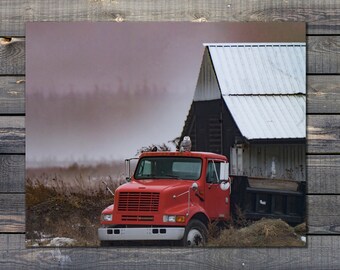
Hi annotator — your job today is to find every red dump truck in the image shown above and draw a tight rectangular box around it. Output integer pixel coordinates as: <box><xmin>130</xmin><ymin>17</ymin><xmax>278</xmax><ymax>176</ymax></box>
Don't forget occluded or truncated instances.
<box><xmin>98</xmin><ymin>141</ymin><xmax>305</xmax><ymax>247</ymax></box>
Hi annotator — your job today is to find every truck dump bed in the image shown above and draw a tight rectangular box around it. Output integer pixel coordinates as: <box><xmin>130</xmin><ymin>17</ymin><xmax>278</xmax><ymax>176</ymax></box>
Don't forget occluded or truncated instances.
<box><xmin>231</xmin><ymin>176</ymin><xmax>306</xmax><ymax>224</ymax></box>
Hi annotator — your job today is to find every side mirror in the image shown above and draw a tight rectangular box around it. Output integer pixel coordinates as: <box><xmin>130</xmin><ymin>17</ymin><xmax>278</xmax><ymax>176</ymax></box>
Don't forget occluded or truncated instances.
<box><xmin>220</xmin><ymin>162</ymin><xmax>229</xmax><ymax>181</ymax></box>
<box><xmin>220</xmin><ymin>181</ymin><xmax>230</xmax><ymax>191</ymax></box>
<box><xmin>125</xmin><ymin>157</ymin><xmax>138</xmax><ymax>182</ymax></box>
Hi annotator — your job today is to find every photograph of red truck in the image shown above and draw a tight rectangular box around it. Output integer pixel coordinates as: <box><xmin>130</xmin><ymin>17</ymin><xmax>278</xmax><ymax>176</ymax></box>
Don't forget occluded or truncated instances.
<box><xmin>26</xmin><ymin>22</ymin><xmax>306</xmax><ymax>247</ymax></box>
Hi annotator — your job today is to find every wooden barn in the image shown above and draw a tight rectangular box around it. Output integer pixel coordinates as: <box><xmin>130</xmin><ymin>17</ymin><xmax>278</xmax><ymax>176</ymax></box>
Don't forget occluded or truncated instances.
<box><xmin>181</xmin><ymin>43</ymin><xmax>306</xmax><ymax>183</ymax></box>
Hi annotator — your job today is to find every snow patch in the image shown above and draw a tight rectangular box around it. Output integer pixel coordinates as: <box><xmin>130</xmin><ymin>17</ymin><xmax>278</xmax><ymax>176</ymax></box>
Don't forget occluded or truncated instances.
<box><xmin>48</xmin><ymin>237</ymin><xmax>76</xmax><ymax>247</ymax></box>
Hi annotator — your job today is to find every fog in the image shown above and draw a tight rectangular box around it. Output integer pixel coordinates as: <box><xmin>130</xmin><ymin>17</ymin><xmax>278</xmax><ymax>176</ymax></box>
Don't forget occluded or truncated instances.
<box><xmin>26</xmin><ymin>22</ymin><xmax>304</xmax><ymax>167</ymax></box>
<box><xmin>26</xmin><ymin>84</ymin><xmax>189</xmax><ymax>166</ymax></box>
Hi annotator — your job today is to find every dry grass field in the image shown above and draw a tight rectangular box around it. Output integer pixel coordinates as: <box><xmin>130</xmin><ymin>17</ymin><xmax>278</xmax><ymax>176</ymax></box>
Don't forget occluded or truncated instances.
<box><xmin>207</xmin><ymin>219</ymin><xmax>306</xmax><ymax>247</ymax></box>
<box><xmin>26</xmin><ymin>162</ymin><xmax>124</xmax><ymax>246</ymax></box>
<box><xmin>26</xmin><ymin>162</ymin><xmax>306</xmax><ymax>247</ymax></box>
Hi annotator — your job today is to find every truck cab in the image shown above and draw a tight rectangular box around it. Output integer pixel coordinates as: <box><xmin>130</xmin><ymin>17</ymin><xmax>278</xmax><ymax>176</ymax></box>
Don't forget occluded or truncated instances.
<box><xmin>98</xmin><ymin>151</ymin><xmax>231</xmax><ymax>247</ymax></box>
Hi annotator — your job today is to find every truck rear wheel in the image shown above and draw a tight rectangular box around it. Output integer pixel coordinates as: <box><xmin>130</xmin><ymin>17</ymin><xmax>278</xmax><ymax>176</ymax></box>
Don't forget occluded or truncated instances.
<box><xmin>182</xmin><ymin>219</ymin><xmax>207</xmax><ymax>247</ymax></box>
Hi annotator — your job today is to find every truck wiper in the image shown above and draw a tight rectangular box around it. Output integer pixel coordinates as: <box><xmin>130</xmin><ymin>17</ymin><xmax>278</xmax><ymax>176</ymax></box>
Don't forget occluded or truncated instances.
<box><xmin>137</xmin><ymin>174</ymin><xmax>183</xmax><ymax>180</ymax></box>
<box><xmin>163</xmin><ymin>174</ymin><xmax>183</xmax><ymax>180</ymax></box>
<box><xmin>137</xmin><ymin>174</ymin><xmax>157</xmax><ymax>179</ymax></box>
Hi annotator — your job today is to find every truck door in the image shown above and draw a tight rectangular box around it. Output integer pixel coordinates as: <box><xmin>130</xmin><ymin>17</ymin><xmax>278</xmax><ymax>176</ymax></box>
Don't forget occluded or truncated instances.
<box><xmin>204</xmin><ymin>160</ymin><xmax>231</xmax><ymax>221</ymax></box>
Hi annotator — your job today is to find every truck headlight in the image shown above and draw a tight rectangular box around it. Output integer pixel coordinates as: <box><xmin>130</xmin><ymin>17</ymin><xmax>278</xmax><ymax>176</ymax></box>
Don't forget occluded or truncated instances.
<box><xmin>163</xmin><ymin>215</ymin><xmax>185</xmax><ymax>223</ymax></box>
<box><xmin>102</xmin><ymin>214</ymin><xmax>113</xmax><ymax>221</ymax></box>
<box><xmin>163</xmin><ymin>215</ymin><xmax>176</xmax><ymax>222</ymax></box>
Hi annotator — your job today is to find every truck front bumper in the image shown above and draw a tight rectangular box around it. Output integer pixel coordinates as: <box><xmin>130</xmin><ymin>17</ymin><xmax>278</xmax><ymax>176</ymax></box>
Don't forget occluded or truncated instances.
<box><xmin>98</xmin><ymin>227</ymin><xmax>185</xmax><ymax>241</ymax></box>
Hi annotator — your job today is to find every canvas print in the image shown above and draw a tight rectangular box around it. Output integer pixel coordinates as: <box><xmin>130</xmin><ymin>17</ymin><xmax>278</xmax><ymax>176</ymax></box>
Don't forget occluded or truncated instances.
<box><xmin>26</xmin><ymin>22</ymin><xmax>307</xmax><ymax>247</ymax></box>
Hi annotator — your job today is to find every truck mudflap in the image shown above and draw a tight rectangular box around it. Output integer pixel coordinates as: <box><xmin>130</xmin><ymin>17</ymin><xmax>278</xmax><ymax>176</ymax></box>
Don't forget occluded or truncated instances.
<box><xmin>98</xmin><ymin>227</ymin><xmax>185</xmax><ymax>241</ymax></box>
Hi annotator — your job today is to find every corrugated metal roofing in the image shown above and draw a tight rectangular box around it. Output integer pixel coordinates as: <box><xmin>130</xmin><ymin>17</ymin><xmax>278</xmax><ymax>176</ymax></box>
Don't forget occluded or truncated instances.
<box><xmin>222</xmin><ymin>95</ymin><xmax>306</xmax><ymax>139</ymax></box>
<box><xmin>206</xmin><ymin>43</ymin><xmax>306</xmax><ymax>95</ymax></box>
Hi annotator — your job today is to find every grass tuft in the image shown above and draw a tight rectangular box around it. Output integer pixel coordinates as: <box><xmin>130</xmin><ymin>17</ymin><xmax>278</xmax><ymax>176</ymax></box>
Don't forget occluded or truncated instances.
<box><xmin>207</xmin><ymin>218</ymin><xmax>305</xmax><ymax>247</ymax></box>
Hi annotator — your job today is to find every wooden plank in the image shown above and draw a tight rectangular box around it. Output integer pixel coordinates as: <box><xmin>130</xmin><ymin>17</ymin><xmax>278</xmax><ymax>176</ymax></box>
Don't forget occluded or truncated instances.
<box><xmin>0</xmin><ymin>115</ymin><xmax>337</xmax><ymax>154</ymax></box>
<box><xmin>0</xmin><ymin>75</ymin><xmax>338</xmax><ymax>115</ymax></box>
<box><xmin>308</xmin><ymin>155</ymin><xmax>340</xmax><ymax>194</ymax></box>
<box><xmin>0</xmin><ymin>0</ymin><xmax>339</xmax><ymax>36</ymax></box>
<box><xmin>0</xmin><ymin>155</ymin><xmax>24</xmax><ymax>193</ymax></box>
<box><xmin>0</xmin><ymin>1</ymin><xmax>339</xmax><ymax>268</ymax></box>
<box><xmin>0</xmin><ymin>38</ymin><xmax>25</xmax><ymax>75</ymax></box>
<box><xmin>0</xmin><ymin>194</ymin><xmax>25</xmax><ymax>233</ymax></box>
<box><xmin>307</xmin><ymin>115</ymin><xmax>340</xmax><ymax>154</ymax></box>
<box><xmin>308</xmin><ymin>196</ymin><xmax>340</xmax><ymax>235</ymax></box>
<box><xmin>308</xmin><ymin>36</ymin><xmax>340</xmax><ymax>74</ymax></box>
<box><xmin>0</xmin><ymin>74</ymin><xmax>331</xmax><ymax>115</ymax></box>
<box><xmin>308</xmin><ymin>76</ymin><xmax>340</xmax><ymax>114</ymax></box>
<box><xmin>1</xmin><ymin>36</ymin><xmax>338</xmax><ymax>76</ymax></box>
<box><xmin>4</xmin><ymin>154</ymin><xmax>340</xmax><ymax>195</ymax></box>
<box><xmin>0</xmin><ymin>77</ymin><xmax>25</xmax><ymax>114</ymax></box>
<box><xmin>2</xmin><ymin>193</ymin><xmax>339</xmax><ymax>234</ymax></box>
<box><xmin>0</xmin><ymin>234</ymin><xmax>339</xmax><ymax>269</ymax></box>
<box><xmin>0</xmin><ymin>116</ymin><xmax>24</xmax><ymax>153</ymax></box>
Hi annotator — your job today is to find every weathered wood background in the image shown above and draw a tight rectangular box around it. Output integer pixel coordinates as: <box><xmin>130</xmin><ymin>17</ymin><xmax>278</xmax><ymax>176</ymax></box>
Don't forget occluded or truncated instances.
<box><xmin>1</xmin><ymin>0</ymin><xmax>340</xmax><ymax>269</ymax></box>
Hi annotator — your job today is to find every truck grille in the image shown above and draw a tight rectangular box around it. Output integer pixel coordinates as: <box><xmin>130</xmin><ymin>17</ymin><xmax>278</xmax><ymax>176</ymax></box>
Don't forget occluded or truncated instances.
<box><xmin>118</xmin><ymin>192</ymin><xmax>160</xmax><ymax>212</ymax></box>
<box><xmin>121</xmin><ymin>215</ymin><xmax>154</xmax><ymax>221</ymax></box>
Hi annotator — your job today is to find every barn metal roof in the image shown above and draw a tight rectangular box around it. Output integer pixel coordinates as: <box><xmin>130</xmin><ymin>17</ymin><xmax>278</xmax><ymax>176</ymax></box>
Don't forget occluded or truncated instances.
<box><xmin>206</xmin><ymin>43</ymin><xmax>306</xmax><ymax>95</ymax></box>
<box><xmin>222</xmin><ymin>95</ymin><xmax>306</xmax><ymax>139</ymax></box>
<box><xmin>200</xmin><ymin>42</ymin><xmax>306</xmax><ymax>140</ymax></box>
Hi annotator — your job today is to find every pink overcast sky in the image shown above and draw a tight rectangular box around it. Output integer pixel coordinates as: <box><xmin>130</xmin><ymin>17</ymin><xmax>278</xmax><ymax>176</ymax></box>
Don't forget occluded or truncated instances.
<box><xmin>26</xmin><ymin>22</ymin><xmax>305</xmax><ymax>166</ymax></box>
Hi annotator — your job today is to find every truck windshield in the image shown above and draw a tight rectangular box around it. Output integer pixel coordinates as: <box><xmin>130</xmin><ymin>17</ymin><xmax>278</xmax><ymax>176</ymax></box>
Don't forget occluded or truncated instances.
<box><xmin>134</xmin><ymin>157</ymin><xmax>202</xmax><ymax>180</ymax></box>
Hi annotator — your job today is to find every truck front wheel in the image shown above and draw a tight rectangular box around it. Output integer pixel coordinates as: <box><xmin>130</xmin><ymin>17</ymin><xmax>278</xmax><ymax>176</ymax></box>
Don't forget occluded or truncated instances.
<box><xmin>182</xmin><ymin>219</ymin><xmax>208</xmax><ymax>247</ymax></box>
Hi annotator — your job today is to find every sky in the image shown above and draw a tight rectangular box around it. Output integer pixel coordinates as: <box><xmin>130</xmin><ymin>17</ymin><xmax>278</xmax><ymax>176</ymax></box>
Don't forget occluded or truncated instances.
<box><xmin>26</xmin><ymin>22</ymin><xmax>305</xmax><ymax>167</ymax></box>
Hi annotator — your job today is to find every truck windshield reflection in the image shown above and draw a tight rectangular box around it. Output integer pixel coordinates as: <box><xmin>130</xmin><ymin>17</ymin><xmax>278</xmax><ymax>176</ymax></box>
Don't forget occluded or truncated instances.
<box><xmin>134</xmin><ymin>157</ymin><xmax>202</xmax><ymax>180</ymax></box>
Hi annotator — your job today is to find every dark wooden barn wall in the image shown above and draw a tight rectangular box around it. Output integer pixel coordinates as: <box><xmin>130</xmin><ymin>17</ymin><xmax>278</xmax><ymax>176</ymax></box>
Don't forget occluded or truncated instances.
<box><xmin>182</xmin><ymin>99</ymin><xmax>243</xmax><ymax>156</ymax></box>
<box><xmin>0</xmin><ymin>1</ymin><xmax>340</xmax><ymax>269</ymax></box>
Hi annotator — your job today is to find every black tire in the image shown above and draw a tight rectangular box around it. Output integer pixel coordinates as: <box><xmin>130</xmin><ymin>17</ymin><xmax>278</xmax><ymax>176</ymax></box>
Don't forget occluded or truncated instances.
<box><xmin>182</xmin><ymin>219</ymin><xmax>208</xmax><ymax>247</ymax></box>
